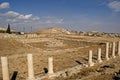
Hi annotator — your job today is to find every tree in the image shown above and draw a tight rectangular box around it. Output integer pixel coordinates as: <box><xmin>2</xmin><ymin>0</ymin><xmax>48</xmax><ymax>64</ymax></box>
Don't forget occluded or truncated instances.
<box><xmin>6</xmin><ymin>23</ymin><xmax>11</xmax><ymax>34</ymax></box>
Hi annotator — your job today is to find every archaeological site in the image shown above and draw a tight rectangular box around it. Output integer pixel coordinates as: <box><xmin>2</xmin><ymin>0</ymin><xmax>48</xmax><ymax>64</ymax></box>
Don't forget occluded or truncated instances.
<box><xmin>0</xmin><ymin>27</ymin><xmax>120</xmax><ymax>80</ymax></box>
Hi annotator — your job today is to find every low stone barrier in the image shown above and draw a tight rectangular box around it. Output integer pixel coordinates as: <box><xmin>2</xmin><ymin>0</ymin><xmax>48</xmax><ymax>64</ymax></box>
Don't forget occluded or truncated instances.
<box><xmin>0</xmin><ymin>41</ymin><xmax>120</xmax><ymax>80</ymax></box>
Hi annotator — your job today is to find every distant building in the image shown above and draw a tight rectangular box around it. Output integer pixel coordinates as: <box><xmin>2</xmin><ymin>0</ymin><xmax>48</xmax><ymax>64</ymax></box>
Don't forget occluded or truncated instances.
<box><xmin>18</xmin><ymin>32</ymin><xmax>24</xmax><ymax>35</ymax></box>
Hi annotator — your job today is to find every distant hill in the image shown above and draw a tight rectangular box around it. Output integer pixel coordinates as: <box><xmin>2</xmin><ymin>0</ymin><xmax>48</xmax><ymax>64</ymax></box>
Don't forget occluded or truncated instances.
<box><xmin>79</xmin><ymin>31</ymin><xmax>120</xmax><ymax>37</ymax></box>
<box><xmin>0</xmin><ymin>26</ymin><xmax>16</xmax><ymax>33</ymax></box>
<box><xmin>34</xmin><ymin>27</ymin><xmax>71</xmax><ymax>34</ymax></box>
<box><xmin>0</xmin><ymin>27</ymin><xmax>6</xmax><ymax>32</ymax></box>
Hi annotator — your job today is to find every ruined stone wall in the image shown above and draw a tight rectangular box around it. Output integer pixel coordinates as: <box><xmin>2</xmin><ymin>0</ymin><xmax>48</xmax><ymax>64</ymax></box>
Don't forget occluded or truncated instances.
<box><xmin>0</xmin><ymin>41</ymin><xmax>120</xmax><ymax>80</ymax></box>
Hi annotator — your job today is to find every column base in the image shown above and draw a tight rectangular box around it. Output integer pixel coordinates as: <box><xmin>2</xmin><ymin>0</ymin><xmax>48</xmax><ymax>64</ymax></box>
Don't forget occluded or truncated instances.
<box><xmin>27</xmin><ymin>77</ymin><xmax>35</xmax><ymax>80</ymax></box>
<box><xmin>105</xmin><ymin>58</ymin><xmax>109</xmax><ymax>61</ymax></box>
<box><xmin>48</xmin><ymin>73</ymin><xmax>56</xmax><ymax>78</ymax></box>
<box><xmin>118</xmin><ymin>54</ymin><xmax>120</xmax><ymax>56</ymax></box>
<box><xmin>112</xmin><ymin>56</ymin><xmax>116</xmax><ymax>58</ymax></box>
<box><xmin>98</xmin><ymin>60</ymin><xmax>102</xmax><ymax>63</ymax></box>
<box><xmin>88</xmin><ymin>62</ymin><xmax>94</xmax><ymax>67</ymax></box>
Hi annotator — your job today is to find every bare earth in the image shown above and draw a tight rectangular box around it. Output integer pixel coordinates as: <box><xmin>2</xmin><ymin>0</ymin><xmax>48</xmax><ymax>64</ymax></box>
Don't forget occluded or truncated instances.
<box><xmin>0</xmin><ymin>28</ymin><xmax>120</xmax><ymax>80</ymax></box>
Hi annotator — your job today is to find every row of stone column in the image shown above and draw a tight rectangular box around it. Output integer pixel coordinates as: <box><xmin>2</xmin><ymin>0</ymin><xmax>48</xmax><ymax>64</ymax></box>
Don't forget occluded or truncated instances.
<box><xmin>1</xmin><ymin>41</ymin><xmax>120</xmax><ymax>79</ymax></box>
<box><xmin>88</xmin><ymin>48</ymin><xmax>103</xmax><ymax>66</ymax></box>
<box><xmin>88</xmin><ymin>41</ymin><xmax>120</xmax><ymax>66</ymax></box>
<box><xmin>0</xmin><ymin>54</ymin><xmax>54</xmax><ymax>80</ymax></box>
<box><xmin>105</xmin><ymin>41</ymin><xmax>120</xmax><ymax>60</ymax></box>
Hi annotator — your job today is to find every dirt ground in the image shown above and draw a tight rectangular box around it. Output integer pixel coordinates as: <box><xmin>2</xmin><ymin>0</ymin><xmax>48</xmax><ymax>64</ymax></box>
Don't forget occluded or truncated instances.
<box><xmin>54</xmin><ymin>56</ymin><xmax>120</xmax><ymax>80</ymax></box>
<box><xmin>0</xmin><ymin>33</ymin><xmax>120</xmax><ymax>80</ymax></box>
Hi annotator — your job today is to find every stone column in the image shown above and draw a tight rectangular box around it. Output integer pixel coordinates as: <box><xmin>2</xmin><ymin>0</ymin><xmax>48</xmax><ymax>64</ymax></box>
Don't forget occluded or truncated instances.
<box><xmin>48</xmin><ymin>57</ymin><xmax>54</xmax><ymax>75</ymax></box>
<box><xmin>88</xmin><ymin>50</ymin><xmax>94</xmax><ymax>66</ymax></box>
<box><xmin>1</xmin><ymin>57</ymin><xmax>10</xmax><ymax>80</ymax></box>
<box><xmin>97</xmin><ymin>48</ymin><xmax>102</xmax><ymax>63</ymax></box>
<box><xmin>27</xmin><ymin>54</ymin><xmax>34</xmax><ymax>80</ymax></box>
<box><xmin>105</xmin><ymin>42</ymin><xmax>109</xmax><ymax>60</ymax></box>
<box><xmin>118</xmin><ymin>41</ymin><xmax>120</xmax><ymax>56</ymax></box>
<box><xmin>112</xmin><ymin>42</ymin><xmax>116</xmax><ymax>58</ymax></box>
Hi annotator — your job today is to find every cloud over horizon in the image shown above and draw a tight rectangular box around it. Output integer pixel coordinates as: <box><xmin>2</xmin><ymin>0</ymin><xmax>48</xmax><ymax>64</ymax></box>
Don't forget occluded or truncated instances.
<box><xmin>108</xmin><ymin>1</ymin><xmax>120</xmax><ymax>12</ymax></box>
<box><xmin>0</xmin><ymin>2</ymin><xmax>9</xmax><ymax>9</ymax></box>
<box><xmin>0</xmin><ymin>11</ymin><xmax>64</xmax><ymax>31</ymax></box>
<box><xmin>0</xmin><ymin>1</ymin><xmax>120</xmax><ymax>33</ymax></box>
<box><xmin>0</xmin><ymin>11</ymin><xmax>40</xmax><ymax>24</ymax></box>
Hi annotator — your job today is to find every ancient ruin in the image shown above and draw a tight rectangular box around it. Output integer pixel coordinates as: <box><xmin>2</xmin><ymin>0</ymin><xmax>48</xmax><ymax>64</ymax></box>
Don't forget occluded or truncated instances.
<box><xmin>0</xmin><ymin>27</ymin><xmax>120</xmax><ymax>80</ymax></box>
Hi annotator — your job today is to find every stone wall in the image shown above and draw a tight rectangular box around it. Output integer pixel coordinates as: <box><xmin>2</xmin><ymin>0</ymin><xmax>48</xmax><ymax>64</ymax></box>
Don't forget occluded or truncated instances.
<box><xmin>0</xmin><ymin>41</ymin><xmax>120</xmax><ymax>80</ymax></box>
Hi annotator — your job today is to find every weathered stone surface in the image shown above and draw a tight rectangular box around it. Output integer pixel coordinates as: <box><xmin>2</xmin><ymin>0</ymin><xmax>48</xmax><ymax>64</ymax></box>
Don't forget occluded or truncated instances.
<box><xmin>112</xmin><ymin>42</ymin><xmax>116</xmax><ymax>58</ymax></box>
<box><xmin>105</xmin><ymin>42</ymin><xmax>109</xmax><ymax>60</ymax></box>
<box><xmin>118</xmin><ymin>41</ymin><xmax>120</xmax><ymax>56</ymax></box>
<box><xmin>88</xmin><ymin>50</ymin><xmax>94</xmax><ymax>66</ymax></box>
<box><xmin>27</xmin><ymin>54</ymin><xmax>35</xmax><ymax>80</ymax></box>
<box><xmin>48</xmin><ymin>57</ymin><xmax>54</xmax><ymax>76</ymax></box>
<box><xmin>97</xmin><ymin>48</ymin><xmax>102</xmax><ymax>63</ymax></box>
<box><xmin>1</xmin><ymin>57</ymin><xmax>10</xmax><ymax>80</ymax></box>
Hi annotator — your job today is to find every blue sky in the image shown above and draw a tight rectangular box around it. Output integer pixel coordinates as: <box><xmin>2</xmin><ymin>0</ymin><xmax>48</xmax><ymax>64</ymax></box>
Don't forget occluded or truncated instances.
<box><xmin>0</xmin><ymin>0</ymin><xmax>120</xmax><ymax>33</ymax></box>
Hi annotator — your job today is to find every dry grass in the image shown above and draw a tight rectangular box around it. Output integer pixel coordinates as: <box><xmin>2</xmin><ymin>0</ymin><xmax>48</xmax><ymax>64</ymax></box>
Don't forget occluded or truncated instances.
<box><xmin>54</xmin><ymin>57</ymin><xmax>120</xmax><ymax>80</ymax></box>
<box><xmin>0</xmin><ymin>33</ymin><xmax>119</xmax><ymax>80</ymax></box>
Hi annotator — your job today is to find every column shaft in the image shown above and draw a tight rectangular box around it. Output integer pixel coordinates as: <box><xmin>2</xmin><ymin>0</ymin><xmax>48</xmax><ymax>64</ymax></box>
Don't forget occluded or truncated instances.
<box><xmin>27</xmin><ymin>54</ymin><xmax>34</xmax><ymax>79</ymax></box>
<box><xmin>88</xmin><ymin>50</ymin><xmax>94</xmax><ymax>66</ymax></box>
<box><xmin>112</xmin><ymin>42</ymin><xmax>116</xmax><ymax>58</ymax></box>
<box><xmin>105</xmin><ymin>42</ymin><xmax>109</xmax><ymax>60</ymax></box>
<box><xmin>97</xmin><ymin>48</ymin><xmax>102</xmax><ymax>63</ymax></box>
<box><xmin>48</xmin><ymin>57</ymin><xmax>54</xmax><ymax>74</ymax></box>
<box><xmin>118</xmin><ymin>41</ymin><xmax>120</xmax><ymax>56</ymax></box>
<box><xmin>1</xmin><ymin>57</ymin><xmax>10</xmax><ymax>80</ymax></box>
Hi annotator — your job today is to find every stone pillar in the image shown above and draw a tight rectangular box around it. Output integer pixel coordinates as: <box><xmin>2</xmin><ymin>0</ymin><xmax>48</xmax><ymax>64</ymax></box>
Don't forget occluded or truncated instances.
<box><xmin>112</xmin><ymin>42</ymin><xmax>116</xmax><ymax>58</ymax></box>
<box><xmin>48</xmin><ymin>57</ymin><xmax>54</xmax><ymax>74</ymax></box>
<box><xmin>27</xmin><ymin>54</ymin><xmax>34</xmax><ymax>80</ymax></box>
<box><xmin>118</xmin><ymin>41</ymin><xmax>120</xmax><ymax>56</ymax></box>
<box><xmin>97</xmin><ymin>48</ymin><xmax>102</xmax><ymax>63</ymax></box>
<box><xmin>88</xmin><ymin>50</ymin><xmax>94</xmax><ymax>66</ymax></box>
<box><xmin>1</xmin><ymin>57</ymin><xmax>10</xmax><ymax>80</ymax></box>
<box><xmin>105</xmin><ymin>42</ymin><xmax>109</xmax><ymax>60</ymax></box>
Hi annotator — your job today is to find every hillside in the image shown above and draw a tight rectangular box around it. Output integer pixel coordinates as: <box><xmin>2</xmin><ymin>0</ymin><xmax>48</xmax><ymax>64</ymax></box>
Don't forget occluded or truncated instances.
<box><xmin>0</xmin><ymin>26</ymin><xmax>16</xmax><ymax>33</ymax></box>
<box><xmin>0</xmin><ymin>27</ymin><xmax>119</xmax><ymax>80</ymax></box>
<box><xmin>34</xmin><ymin>27</ymin><xmax>71</xmax><ymax>34</ymax></box>
<box><xmin>0</xmin><ymin>27</ymin><xmax>6</xmax><ymax>32</ymax></box>
<box><xmin>0</xmin><ymin>27</ymin><xmax>6</xmax><ymax>31</ymax></box>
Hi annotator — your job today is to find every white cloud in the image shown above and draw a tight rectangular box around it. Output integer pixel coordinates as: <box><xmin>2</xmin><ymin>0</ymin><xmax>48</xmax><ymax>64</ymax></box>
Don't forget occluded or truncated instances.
<box><xmin>3</xmin><ymin>11</ymin><xmax>34</xmax><ymax>20</ymax></box>
<box><xmin>0</xmin><ymin>2</ymin><xmax>9</xmax><ymax>9</ymax></box>
<box><xmin>18</xmin><ymin>14</ymin><xmax>32</xmax><ymax>19</ymax></box>
<box><xmin>108</xmin><ymin>1</ymin><xmax>120</xmax><ymax>12</ymax></box>
<box><xmin>44</xmin><ymin>17</ymin><xmax>64</xmax><ymax>24</ymax></box>
<box><xmin>0</xmin><ymin>11</ymin><xmax>64</xmax><ymax>24</ymax></box>
<box><xmin>0</xmin><ymin>11</ymin><xmax>40</xmax><ymax>23</ymax></box>
<box><xmin>57</xmin><ymin>19</ymin><xmax>64</xmax><ymax>23</ymax></box>
<box><xmin>32</xmin><ymin>16</ymin><xmax>40</xmax><ymax>20</ymax></box>
<box><xmin>4</xmin><ymin>11</ymin><xmax>19</xmax><ymax>17</ymax></box>
<box><xmin>45</xmin><ymin>20</ymin><xmax>52</xmax><ymax>24</ymax></box>
<box><xmin>0</xmin><ymin>10</ymin><xmax>64</xmax><ymax>31</ymax></box>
